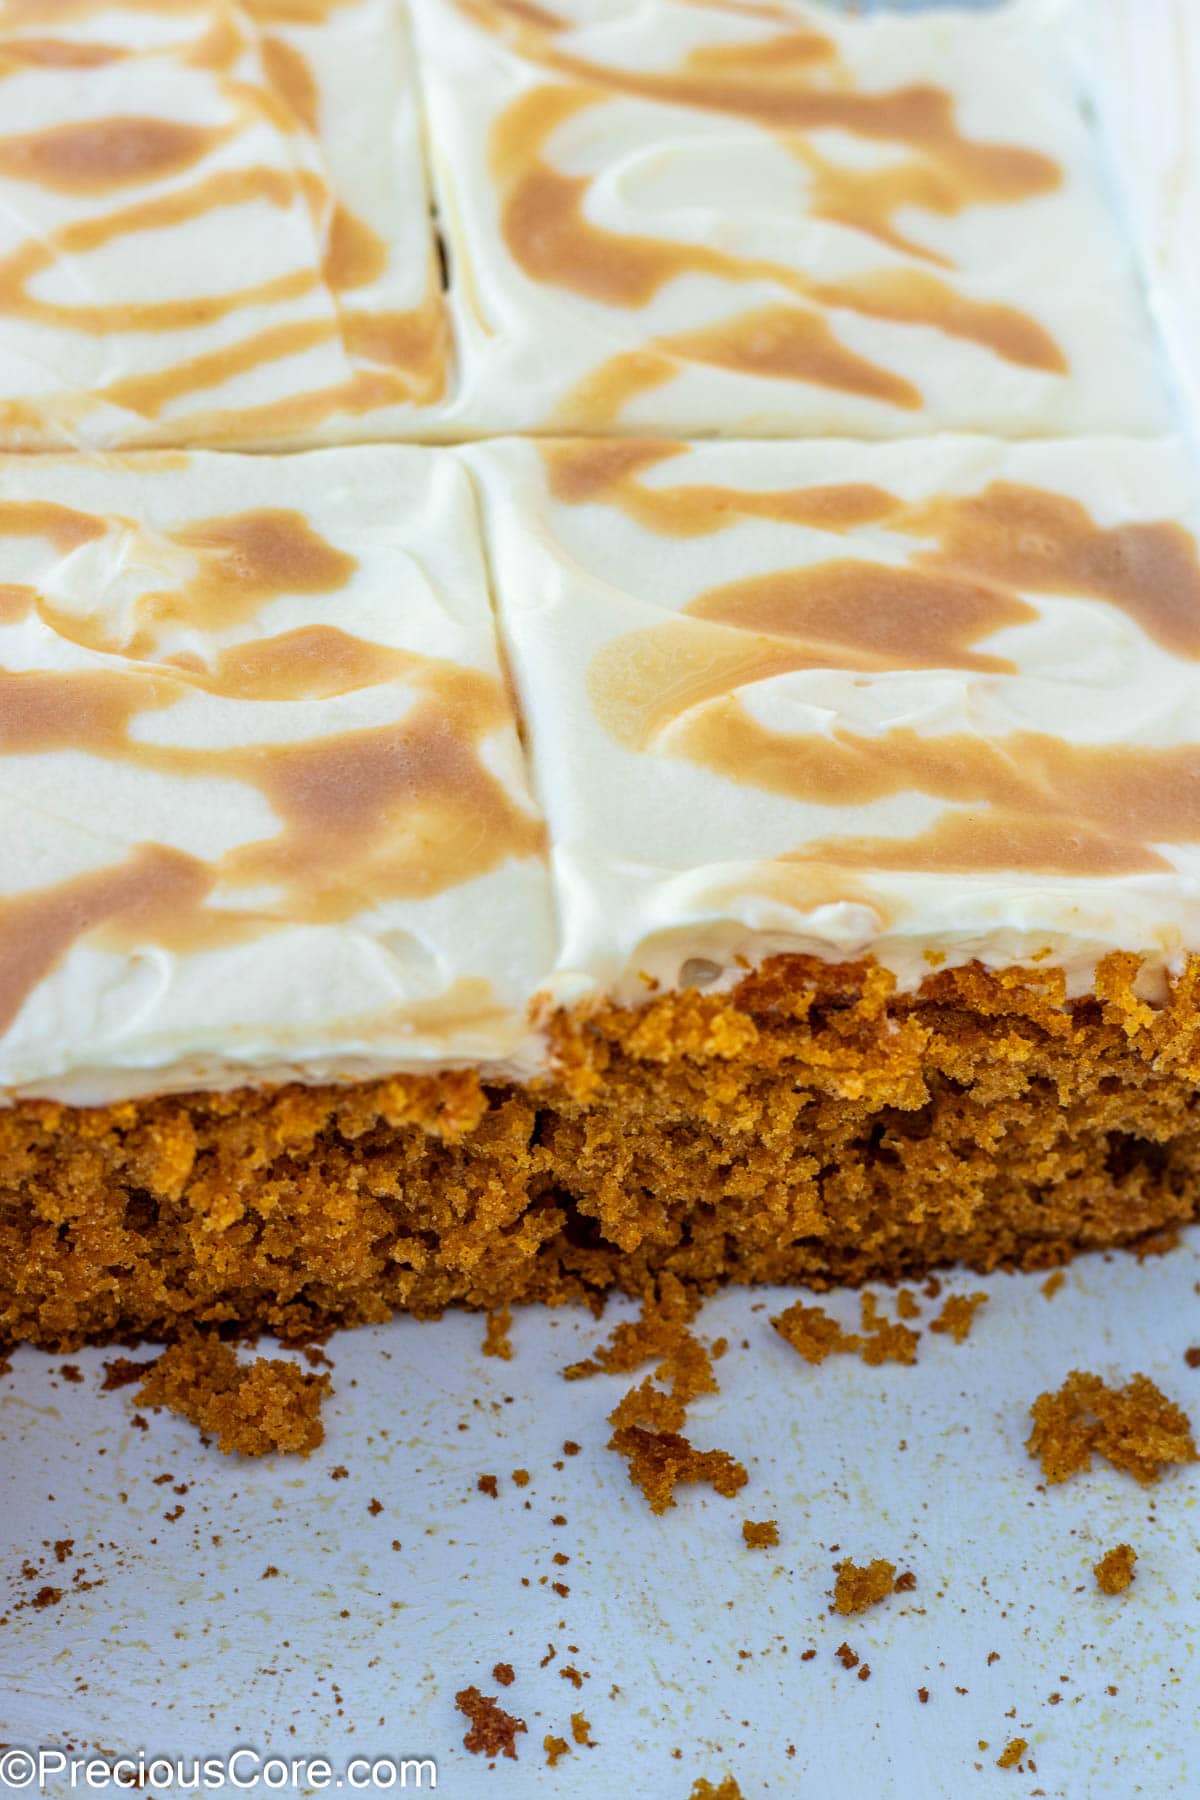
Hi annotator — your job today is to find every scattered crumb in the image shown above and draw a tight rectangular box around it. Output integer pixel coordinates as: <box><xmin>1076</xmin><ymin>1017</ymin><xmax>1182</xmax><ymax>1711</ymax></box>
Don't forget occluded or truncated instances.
<box><xmin>1041</xmin><ymin>1272</ymin><xmax>1066</xmax><ymax>1301</ymax></box>
<box><xmin>772</xmin><ymin>1295</ymin><xmax>916</xmax><ymax>1368</ymax></box>
<box><xmin>482</xmin><ymin>1306</ymin><xmax>513</xmax><ymax>1362</ymax></box>
<box><xmin>859</xmin><ymin>1292</ymin><xmax>919</xmax><ymax>1366</ymax></box>
<box><xmin>1027</xmin><ymin>1370</ymin><xmax>1197</xmax><ymax>1485</ymax></box>
<box><xmin>563</xmin><ymin>1440</ymin><xmax>580</xmax><ymax>1456</ymax></box>
<box><xmin>771</xmin><ymin>1301</ymin><xmax>855</xmax><ymax>1366</ymax></box>
<box><xmin>834</xmin><ymin>1642</ymin><xmax>859</xmax><ymax>1670</ymax></box>
<box><xmin>917</xmin><ymin>1687</ymin><xmax>930</xmax><ymax>1704</ymax></box>
<box><xmin>136</xmin><ymin>1331</ymin><xmax>329</xmax><ymax>1457</ymax></box>
<box><xmin>477</xmin><ymin>1474</ymin><xmax>499</xmax><ymax>1499</ymax></box>
<box><xmin>832</xmin><ymin>1557</ymin><xmax>904</xmax><ymax>1616</ymax></box>
<box><xmin>996</xmin><ymin>1738</ymin><xmax>1027</xmax><ymax>1770</ymax></box>
<box><xmin>609</xmin><ymin>1377</ymin><xmax>686</xmax><ymax>1436</ymax></box>
<box><xmin>261</xmin><ymin>1566</ymin><xmax>279</xmax><ymax>1580</ymax></box>
<box><xmin>456</xmin><ymin>1686</ymin><xmax>526</xmax><ymax>1762</ymax></box>
<box><xmin>543</xmin><ymin>1735</ymin><xmax>569</xmax><ymax>1767</ymax></box>
<box><xmin>564</xmin><ymin>1274</ymin><xmax>698</xmax><ymax>1380</ymax></box>
<box><xmin>570</xmin><ymin>1713</ymin><xmax>593</xmax><ymax>1747</ymax></box>
<box><xmin>1185</xmin><ymin>1347</ymin><xmax>1200</xmax><ymax>1370</ymax></box>
<box><xmin>689</xmin><ymin>1780</ymin><xmax>744</xmax><ymax>1800</ymax></box>
<box><xmin>58</xmin><ymin>1363</ymin><xmax>83</xmax><ymax>1383</ymax></box>
<box><xmin>512</xmin><ymin>1468</ymin><xmax>530</xmax><ymax>1487</ymax></box>
<box><xmin>492</xmin><ymin>1663</ymin><xmax>515</xmax><ymax>1688</ymax></box>
<box><xmin>367</xmin><ymin>1498</ymin><xmax>383</xmax><ymax>1517</ymax></box>
<box><xmin>31</xmin><ymin>1585</ymin><xmax>63</xmax><ymax>1609</ymax></box>
<box><xmin>928</xmin><ymin>1292</ymin><xmax>988</xmax><ymax>1344</ymax></box>
<box><xmin>1094</xmin><ymin>1544</ymin><xmax>1137</xmax><ymax>1595</ymax></box>
<box><xmin>100</xmin><ymin>1356</ymin><xmax>150</xmax><ymax>1392</ymax></box>
<box><xmin>742</xmin><ymin>1519</ymin><xmax>779</xmax><ymax>1550</ymax></box>
<box><xmin>895</xmin><ymin>1289</ymin><xmax>921</xmax><ymax>1321</ymax></box>
<box><xmin>608</xmin><ymin>1423</ymin><xmax>747</xmax><ymax>1514</ymax></box>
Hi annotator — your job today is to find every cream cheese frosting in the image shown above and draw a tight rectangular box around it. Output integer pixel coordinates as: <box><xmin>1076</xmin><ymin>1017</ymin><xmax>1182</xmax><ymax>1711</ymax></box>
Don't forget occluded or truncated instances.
<box><xmin>0</xmin><ymin>0</ymin><xmax>449</xmax><ymax>451</ymax></box>
<box><xmin>464</xmin><ymin>433</ymin><xmax>1200</xmax><ymax>1005</ymax></box>
<box><xmin>413</xmin><ymin>0</ymin><xmax>1169</xmax><ymax>439</ymax></box>
<box><xmin>0</xmin><ymin>447</ymin><xmax>554</xmax><ymax>1103</ymax></box>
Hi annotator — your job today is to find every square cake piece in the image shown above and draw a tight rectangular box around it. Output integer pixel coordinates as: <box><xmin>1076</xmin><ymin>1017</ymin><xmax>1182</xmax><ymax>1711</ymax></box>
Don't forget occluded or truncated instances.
<box><xmin>466</xmin><ymin>432</ymin><xmax>1200</xmax><ymax>1000</ymax></box>
<box><xmin>0</xmin><ymin>446</ymin><xmax>552</xmax><ymax>1105</ymax></box>
<box><xmin>0</xmin><ymin>0</ymin><xmax>449</xmax><ymax>449</ymax></box>
<box><xmin>413</xmin><ymin>0</ymin><xmax>1167</xmax><ymax>438</ymax></box>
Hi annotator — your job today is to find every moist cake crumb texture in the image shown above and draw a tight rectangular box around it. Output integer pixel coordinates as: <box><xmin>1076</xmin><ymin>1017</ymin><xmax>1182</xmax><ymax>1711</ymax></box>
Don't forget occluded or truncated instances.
<box><xmin>9</xmin><ymin>954</ymin><xmax>1200</xmax><ymax>1348</ymax></box>
<box><xmin>0</xmin><ymin>0</ymin><xmax>1198</xmax><ymax>1355</ymax></box>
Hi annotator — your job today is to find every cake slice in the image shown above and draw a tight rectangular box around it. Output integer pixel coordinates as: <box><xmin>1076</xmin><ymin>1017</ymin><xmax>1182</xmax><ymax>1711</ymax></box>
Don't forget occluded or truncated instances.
<box><xmin>413</xmin><ymin>0</ymin><xmax>1167</xmax><ymax>437</ymax></box>
<box><xmin>0</xmin><ymin>447</ymin><xmax>554</xmax><ymax>1346</ymax></box>
<box><xmin>0</xmin><ymin>0</ymin><xmax>448</xmax><ymax>449</ymax></box>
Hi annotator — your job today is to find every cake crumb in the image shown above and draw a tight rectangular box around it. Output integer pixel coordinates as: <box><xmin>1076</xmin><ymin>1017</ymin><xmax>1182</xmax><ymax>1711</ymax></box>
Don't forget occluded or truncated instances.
<box><xmin>482</xmin><ymin>1306</ymin><xmax>513</xmax><ymax>1362</ymax></box>
<box><xmin>771</xmin><ymin>1301</ymin><xmax>855</xmax><ymax>1365</ymax></box>
<box><xmin>136</xmin><ymin>1332</ymin><xmax>329</xmax><ymax>1457</ymax></box>
<box><xmin>492</xmin><ymin>1662</ymin><xmax>515</xmax><ymax>1687</ymax></box>
<box><xmin>834</xmin><ymin>1642</ymin><xmax>860</xmax><ymax>1670</ymax></box>
<box><xmin>608</xmin><ymin>1423</ymin><xmax>747</xmax><ymax>1514</ymax></box>
<box><xmin>1041</xmin><ymin>1272</ymin><xmax>1066</xmax><ymax>1301</ymax></box>
<box><xmin>1094</xmin><ymin>1543</ymin><xmax>1137</xmax><ymax>1594</ymax></box>
<box><xmin>477</xmin><ymin>1474</ymin><xmax>499</xmax><ymax>1499</ymax></box>
<box><xmin>895</xmin><ymin>1289</ymin><xmax>921</xmax><ymax>1321</ymax></box>
<box><xmin>929</xmin><ymin>1292</ymin><xmax>988</xmax><ymax>1344</ymax></box>
<box><xmin>564</xmin><ymin>1273</ymin><xmax>698</xmax><ymax>1380</ymax></box>
<box><xmin>832</xmin><ymin>1558</ymin><xmax>901</xmax><ymax>1616</ymax></box>
<box><xmin>100</xmin><ymin>1356</ymin><xmax>150</xmax><ymax>1392</ymax></box>
<box><xmin>996</xmin><ymin>1738</ymin><xmax>1027</xmax><ymax>1770</ymax></box>
<box><xmin>689</xmin><ymin>1780</ymin><xmax>743</xmax><ymax>1800</ymax></box>
<box><xmin>1185</xmin><ymin>1347</ymin><xmax>1200</xmax><ymax>1370</ymax></box>
<box><xmin>543</xmin><ymin>1735</ymin><xmax>569</xmax><ymax>1767</ymax></box>
<box><xmin>742</xmin><ymin>1519</ymin><xmax>779</xmax><ymax>1550</ymax></box>
<box><xmin>859</xmin><ymin>1292</ymin><xmax>919</xmax><ymax>1366</ymax></box>
<box><xmin>456</xmin><ymin>1686</ymin><xmax>526</xmax><ymax>1761</ymax></box>
<box><xmin>1027</xmin><ymin>1370</ymin><xmax>1197</xmax><ymax>1485</ymax></box>
<box><xmin>570</xmin><ymin>1713</ymin><xmax>593</xmax><ymax>1746</ymax></box>
<box><xmin>772</xmin><ymin>1296</ymin><xmax>916</xmax><ymax>1367</ymax></box>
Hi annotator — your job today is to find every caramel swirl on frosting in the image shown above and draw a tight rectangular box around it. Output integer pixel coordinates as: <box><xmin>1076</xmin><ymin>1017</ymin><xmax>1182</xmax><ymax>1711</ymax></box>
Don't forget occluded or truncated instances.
<box><xmin>0</xmin><ymin>0</ymin><xmax>447</xmax><ymax>448</ymax></box>
<box><xmin>0</xmin><ymin>452</ymin><xmax>549</xmax><ymax>1059</ymax></box>
<box><xmin>572</xmin><ymin>448</ymin><xmax>1200</xmax><ymax>880</ymax></box>
<box><xmin>413</xmin><ymin>0</ymin><xmax>1162</xmax><ymax>434</ymax></box>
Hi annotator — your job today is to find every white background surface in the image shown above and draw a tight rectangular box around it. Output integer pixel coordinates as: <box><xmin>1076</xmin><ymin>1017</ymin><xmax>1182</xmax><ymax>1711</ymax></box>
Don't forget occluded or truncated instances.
<box><xmin>4</xmin><ymin>1246</ymin><xmax>1200</xmax><ymax>1798</ymax></box>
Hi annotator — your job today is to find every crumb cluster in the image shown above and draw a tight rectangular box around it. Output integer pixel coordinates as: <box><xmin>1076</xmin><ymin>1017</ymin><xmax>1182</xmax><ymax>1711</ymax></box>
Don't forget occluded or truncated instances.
<box><xmin>1027</xmin><ymin>1371</ymin><xmax>1197</xmax><ymax>1485</ymax></box>
<box><xmin>136</xmin><ymin>1332</ymin><xmax>329</xmax><ymax>1457</ymax></box>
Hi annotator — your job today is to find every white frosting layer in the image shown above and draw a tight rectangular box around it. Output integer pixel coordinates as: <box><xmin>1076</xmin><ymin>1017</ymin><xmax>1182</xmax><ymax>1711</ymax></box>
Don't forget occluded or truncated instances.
<box><xmin>0</xmin><ymin>447</ymin><xmax>554</xmax><ymax>1103</ymax></box>
<box><xmin>0</xmin><ymin>0</ymin><xmax>448</xmax><ymax>450</ymax></box>
<box><xmin>465</xmin><ymin>433</ymin><xmax>1200</xmax><ymax>1005</ymax></box>
<box><xmin>414</xmin><ymin>0</ymin><xmax>1168</xmax><ymax>438</ymax></box>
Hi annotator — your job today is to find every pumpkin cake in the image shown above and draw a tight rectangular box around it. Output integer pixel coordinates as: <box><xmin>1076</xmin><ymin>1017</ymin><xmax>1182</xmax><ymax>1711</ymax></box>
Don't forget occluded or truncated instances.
<box><xmin>4</xmin><ymin>433</ymin><xmax>1200</xmax><ymax>1352</ymax></box>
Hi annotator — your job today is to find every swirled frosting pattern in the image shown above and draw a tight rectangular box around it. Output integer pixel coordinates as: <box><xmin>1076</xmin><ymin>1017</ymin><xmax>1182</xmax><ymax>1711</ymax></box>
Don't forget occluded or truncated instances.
<box><xmin>0</xmin><ymin>0</ymin><xmax>448</xmax><ymax>449</ymax></box>
<box><xmin>415</xmin><ymin>0</ymin><xmax>1168</xmax><ymax>437</ymax></box>
<box><xmin>465</xmin><ymin>433</ymin><xmax>1200</xmax><ymax>1002</ymax></box>
<box><xmin>0</xmin><ymin>447</ymin><xmax>553</xmax><ymax>1101</ymax></box>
